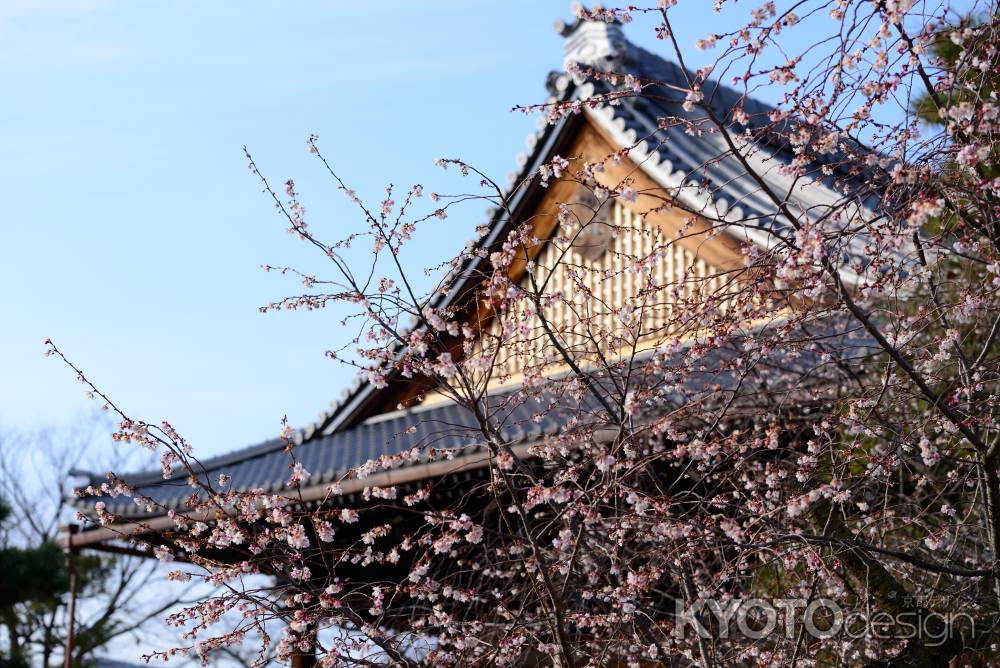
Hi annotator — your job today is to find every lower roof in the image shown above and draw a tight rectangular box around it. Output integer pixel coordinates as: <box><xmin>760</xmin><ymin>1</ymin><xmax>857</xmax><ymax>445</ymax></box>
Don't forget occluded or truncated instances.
<box><xmin>72</xmin><ymin>316</ymin><xmax>867</xmax><ymax>532</ymax></box>
<box><xmin>73</xmin><ymin>380</ymin><xmax>577</xmax><ymax>521</ymax></box>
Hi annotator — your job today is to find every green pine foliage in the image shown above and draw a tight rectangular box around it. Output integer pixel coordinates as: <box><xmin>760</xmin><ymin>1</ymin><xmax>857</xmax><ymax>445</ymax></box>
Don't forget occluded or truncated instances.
<box><xmin>0</xmin><ymin>496</ymin><xmax>112</xmax><ymax>668</ymax></box>
<box><xmin>914</xmin><ymin>14</ymin><xmax>999</xmax><ymax>181</ymax></box>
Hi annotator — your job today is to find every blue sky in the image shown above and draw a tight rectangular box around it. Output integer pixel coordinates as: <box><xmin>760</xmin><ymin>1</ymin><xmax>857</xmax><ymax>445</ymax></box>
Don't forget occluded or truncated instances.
<box><xmin>0</xmin><ymin>1</ymin><xmax>810</xmax><ymax>462</ymax></box>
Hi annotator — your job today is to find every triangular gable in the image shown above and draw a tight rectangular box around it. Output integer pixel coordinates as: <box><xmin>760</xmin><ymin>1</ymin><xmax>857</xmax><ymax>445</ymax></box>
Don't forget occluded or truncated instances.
<box><xmin>411</xmin><ymin>117</ymin><xmax>749</xmax><ymax>407</ymax></box>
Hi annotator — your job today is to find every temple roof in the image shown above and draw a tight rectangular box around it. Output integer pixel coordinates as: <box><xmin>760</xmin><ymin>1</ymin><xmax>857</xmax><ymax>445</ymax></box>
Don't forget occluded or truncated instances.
<box><xmin>70</xmin><ymin>14</ymin><xmax>870</xmax><ymax>538</ymax></box>
<box><xmin>72</xmin><ymin>320</ymin><xmax>868</xmax><ymax>530</ymax></box>
<box><xmin>301</xmin><ymin>14</ymin><xmax>871</xmax><ymax>442</ymax></box>
<box><xmin>82</xmin><ymin>381</ymin><xmax>576</xmax><ymax>519</ymax></box>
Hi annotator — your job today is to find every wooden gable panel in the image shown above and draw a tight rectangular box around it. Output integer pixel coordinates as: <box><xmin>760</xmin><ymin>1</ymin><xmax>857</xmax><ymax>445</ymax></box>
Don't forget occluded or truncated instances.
<box><xmin>504</xmin><ymin>116</ymin><xmax>746</xmax><ymax>285</ymax></box>
<box><xmin>476</xmin><ymin>198</ymin><xmax>734</xmax><ymax>381</ymax></box>
<box><xmin>414</xmin><ymin>117</ymin><xmax>751</xmax><ymax>400</ymax></box>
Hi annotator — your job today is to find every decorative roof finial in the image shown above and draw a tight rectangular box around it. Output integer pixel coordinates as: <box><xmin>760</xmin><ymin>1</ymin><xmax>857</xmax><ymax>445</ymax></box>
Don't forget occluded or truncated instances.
<box><xmin>554</xmin><ymin>3</ymin><xmax>625</xmax><ymax>72</ymax></box>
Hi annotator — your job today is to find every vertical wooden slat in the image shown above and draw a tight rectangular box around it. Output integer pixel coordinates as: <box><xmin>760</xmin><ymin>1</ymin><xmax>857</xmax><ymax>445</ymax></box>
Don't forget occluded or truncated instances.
<box><xmin>476</xmin><ymin>197</ymin><xmax>726</xmax><ymax>379</ymax></box>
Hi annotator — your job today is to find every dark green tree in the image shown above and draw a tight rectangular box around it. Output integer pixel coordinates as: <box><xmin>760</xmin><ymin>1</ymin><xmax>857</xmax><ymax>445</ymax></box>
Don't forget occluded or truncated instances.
<box><xmin>913</xmin><ymin>13</ymin><xmax>999</xmax><ymax>180</ymax></box>
<box><xmin>914</xmin><ymin>14</ymin><xmax>997</xmax><ymax>133</ymax></box>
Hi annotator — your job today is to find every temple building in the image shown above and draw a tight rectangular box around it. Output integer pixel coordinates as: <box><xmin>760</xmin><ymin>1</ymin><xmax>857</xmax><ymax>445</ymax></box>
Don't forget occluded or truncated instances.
<box><xmin>63</xmin><ymin>13</ymin><xmax>861</xmax><ymax>666</ymax></box>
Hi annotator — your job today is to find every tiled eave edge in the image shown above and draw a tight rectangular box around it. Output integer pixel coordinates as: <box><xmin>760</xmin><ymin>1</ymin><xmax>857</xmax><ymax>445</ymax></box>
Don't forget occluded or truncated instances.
<box><xmin>580</xmin><ymin>84</ymin><xmax>869</xmax><ymax>287</ymax></box>
<box><xmin>307</xmin><ymin>88</ymin><xmax>585</xmax><ymax>441</ymax></box>
<box><xmin>62</xmin><ymin>431</ymin><xmax>565</xmax><ymax>550</ymax></box>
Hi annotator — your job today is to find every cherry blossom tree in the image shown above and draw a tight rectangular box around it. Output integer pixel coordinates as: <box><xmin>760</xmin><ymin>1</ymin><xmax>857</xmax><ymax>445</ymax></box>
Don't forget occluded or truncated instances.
<box><xmin>52</xmin><ymin>0</ymin><xmax>1000</xmax><ymax>665</ymax></box>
